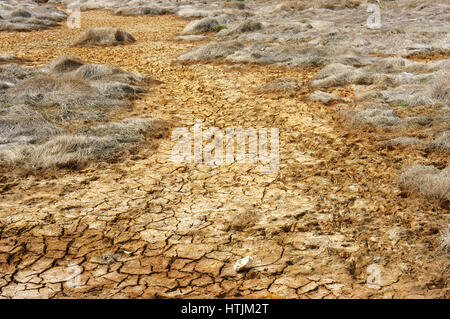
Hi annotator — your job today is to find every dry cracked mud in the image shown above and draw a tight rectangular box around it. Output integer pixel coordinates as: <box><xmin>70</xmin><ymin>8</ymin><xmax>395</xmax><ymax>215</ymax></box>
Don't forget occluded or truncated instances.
<box><xmin>0</xmin><ymin>8</ymin><xmax>448</xmax><ymax>299</ymax></box>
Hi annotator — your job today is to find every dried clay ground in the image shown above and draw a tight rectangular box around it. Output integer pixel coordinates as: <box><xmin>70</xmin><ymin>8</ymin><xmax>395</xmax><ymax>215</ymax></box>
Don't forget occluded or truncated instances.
<box><xmin>0</xmin><ymin>10</ymin><xmax>448</xmax><ymax>298</ymax></box>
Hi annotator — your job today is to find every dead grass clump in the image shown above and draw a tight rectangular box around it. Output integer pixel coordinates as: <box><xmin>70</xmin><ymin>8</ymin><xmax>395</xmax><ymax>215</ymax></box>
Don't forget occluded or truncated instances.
<box><xmin>319</xmin><ymin>0</ymin><xmax>361</xmax><ymax>10</ymax></box>
<box><xmin>178</xmin><ymin>41</ymin><xmax>244</xmax><ymax>61</ymax></box>
<box><xmin>176</xmin><ymin>8</ymin><xmax>210</xmax><ymax>18</ymax></box>
<box><xmin>0</xmin><ymin>56</ymin><xmax>148</xmax><ymax>108</ymax></box>
<box><xmin>273</xmin><ymin>1</ymin><xmax>310</xmax><ymax>12</ymax></box>
<box><xmin>47</xmin><ymin>55</ymin><xmax>85</xmax><ymax>73</ymax></box>
<box><xmin>0</xmin><ymin>54</ymin><xmax>22</xmax><ymax>65</ymax></box>
<box><xmin>89</xmin><ymin>81</ymin><xmax>144</xmax><ymax>100</ymax></box>
<box><xmin>10</xmin><ymin>9</ymin><xmax>32</xmax><ymax>18</ymax></box>
<box><xmin>427</xmin><ymin>77</ymin><xmax>450</xmax><ymax>104</ymax></box>
<box><xmin>348</xmin><ymin>108</ymin><xmax>402</xmax><ymax>127</ymax></box>
<box><xmin>5</xmin><ymin>76</ymin><xmax>104</xmax><ymax>108</ymax></box>
<box><xmin>218</xmin><ymin>20</ymin><xmax>263</xmax><ymax>36</ymax></box>
<box><xmin>181</xmin><ymin>18</ymin><xmax>219</xmax><ymax>35</ymax></box>
<box><xmin>0</xmin><ymin>105</ymin><xmax>61</xmax><ymax>144</ymax></box>
<box><xmin>0</xmin><ymin>113</ymin><xmax>163</xmax><ymax>170</ymax></box>
<box><xmin>364</xmin><ymin>57</ymin><xmax>415</xmax><ymax>74</ymax></box>
<box><xmin>224</xmin><ymin>44</ymin><xmax>327</xmax><ymax>67</ymax></box>
<box><xmin>115</xmin><ymin>6</ymin><xmax>172</xmax><ymax>16</ymax></box>
<box><xmin>0</xmin><ymin>55</ymin><xmax>164</xmax><ymax>170</ymax></box>
<box><xmin>40</xmin><ymin>55</ymin><xmax>144</xmax><ymax>84</ymax></box>
<box><xmin>381</xmin><ymin>129</ymin><xmax>449</xmax><ymax>150</ymax></box>
<box><xmin>374</xmin><ymin>76</ymin><xmax>450</xmax><ymax>108</ymax></box>
<box><xmin>311</xmin><ymin>63</ymin><xmax>362</xmax><ymax>87</ymax></box>
<box><xmin>221</xmin><ymin>1</ymin><xmax>248</xmax><ymax>10</ymax></box>
<box><xmin>333</xmin><ymin>50</ymin><xmax>378</xmax><ymax>67</ymax></box>
<box><xmin>429</xmin><ymin>131</ymin><xmax>450</xmax><ymax>150</ymax></box>
<box><xmin>74</xmin><ymin>27</ymin><xmax>136</xmax><ymax>46</ymax></box>
<box><xmin>0</xmin><ymin>81</ymin><xmax>12</xmax><ymax>91</ymax></box>
<box><xmin>439</xmin><ymin>226</ymin><xmax>450</xmax><ymax>253</ymax></box>
<box><xmin>258</xmin><ymin>78</ymin><xmax>300</xmax><ymax>93</ymax></box>
<box><xmin>72</xmin><ymin>63</ymin><xmax>145</xmax><ymax>83</ymax></box>
<box><xmin>398</xmin><ymin>165</ymin><xmax>450</xmax><ymax>201</ymax></box>
<box><xmin>12</xmin><ymin>117</ymin><xmax>160</xmax><ymax>169</ymax></box>
<box><xmin>1</xmin><ymin>134</ymin><xmax>122</xmax><ymax>169</ymax></box>
<box><xmin>275</xmin><ymin>0</ymin><xmax>360</xmax><ymax>11</ymax></box>
<box><xmin>0</xmin><ymin>64</ymin><xmax>41</xmax><ymax>101</ymax></box>
<box><xmin>82</xmin><ymin>117</ymin><xmax>162</xmax><ymax>142</ymax></box>
<box><xmin>381</xmin><ymin>137</ymin><xmax>424</xmax><ymax>148</ymax></box>
<box><xmin>309</xmin><ymin>90</ymin><xmax>341</xmax><ymax>104</ymax></box>
<box><xmin>175</xmin><ymin>35</ymin><xmax>209</xmax><ymax>42</ymax></box>
<box><xmin>403</xmin><ymin>115</ymin><xmax>433</xmax><ymax>127</ymax></box>
<box><xmin>4</xmin><ymin>71</ymin><xmax>145</xmax><ymax>108</ymax></box>
<box><xmin>314</xmin><ymin>63</ymin><xmax>356</xmax><ymax>80</ymax></box>
<box><xmin>0</xmin><ymin>63</ymin><xmax>43</xmax><ymax>85</ymax></box>
<box><xmin>0</xmin><ymin>1</ymin><xmax>66</xmax><ymax>31</ymax></box>
<box><xmin>284</xmin><ymin>47</ymin><xmax>329</xmax><ymax>68</ymax></box>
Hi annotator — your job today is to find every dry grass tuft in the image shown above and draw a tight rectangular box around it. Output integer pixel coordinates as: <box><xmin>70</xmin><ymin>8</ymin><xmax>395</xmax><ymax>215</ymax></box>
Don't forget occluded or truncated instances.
<box><xmin>257</xmin><ymin>78</ymin><xmax>300</xmax><ymax>93</ymax></box>
<box><xmin>273</xmin><ymin>0</ymin><xmax>360</xmax><ymax>12</ymax></box>
<box><xmin>439</xmin><ymin>226</ymin><xmax>450</xmax><ymax>252</ymax></box>
<box><xmin>218</xmin><ymin>20</ymin><xmax>263</xmax><ymax>36</ymax></box>
<box><xmin>221</xmin><ymin>1</ymin><xmax>248</xmax><ymax>10</ymax></box>
<box><xmin>309</xmin><ymin>90</ymin><xmax>342</xmax><ymax>105</ymax></box>
<box><xmin>0</xmin><ymin>105</ymin><xmax>62</xmax><ymax>145</ymax></box>
<box><xmin>74</xmin><ymin>27</ymin><xmax>136</xmax><ymax>46</ymax></box>
<box><xmin>0</xmin><ymin>55</ymin><xmax>165</xmax><ymax>170</ymax></box>
<box><xmin>429</xmin><ymin>131</ymin><xmax>450</xmax><ymax>150</ymax></box>
<box><xmin>319</xmin><ymin>0</ymin><xmax>361</xmax><ymax>10</ymax></box>
<box><xmin>398</xmin><ymin>165</ymin><xmax>450</xmax><ymax>201</ymax></box>
<box><xmin>178</xmin><ymin>41</ymin><xmax>244</xmax><ymax>61</ymax></box>
<box><xmin>0</xmin><ymin>54</ymin><xmax>24</xmax><ymax>65</ymax></box>
<box><xmin>0</xmin><ymin>117</ymin><xmax>164</xmax><ymax>170</ymax></box>
<box><xmin>180</xmin><ymin>18</ymin><xmax>220</xmax><ymax>35</ymax></box>
<box><xmin>47</xmin><ymin>55</ymin><xmax>85</xmax><ymax>73</ymax></box>
<box><xmin>4</xmin><ymin>75</ymin><xmax>127</xmax><ymax>108</ymax></box>
<box><xmin>114</xmin><ymin>6</ymin><xmax>172</xmax><ymax>16</ymax></box>
<box><xmin>272</xmin><ymin>1</ymin><xmax>310</xmax><ymax>12</ymax></box>
<box><xmin>0</xmin><ymin>0</ymin><xmax>66</xmax><ymax>31</ymax></box>
<box><xmin>346</xmin><ymin>108</ymin><xmax>402</xmax><ymax>127</ymax></box>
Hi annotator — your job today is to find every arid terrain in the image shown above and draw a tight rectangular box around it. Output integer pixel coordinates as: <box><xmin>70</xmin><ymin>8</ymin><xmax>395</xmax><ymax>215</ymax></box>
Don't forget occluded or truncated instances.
<box><xmin>0</xmin><ymin>0</ymin><xmax>448</xmax><ymax>299</ymax></box>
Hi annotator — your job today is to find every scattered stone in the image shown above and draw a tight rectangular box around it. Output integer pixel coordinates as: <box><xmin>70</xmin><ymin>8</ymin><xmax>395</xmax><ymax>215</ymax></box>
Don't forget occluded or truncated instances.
<box><xmin>234</xmin><ymin>256</ymin><xmax>253</xmax><ymax>273</ymax></box>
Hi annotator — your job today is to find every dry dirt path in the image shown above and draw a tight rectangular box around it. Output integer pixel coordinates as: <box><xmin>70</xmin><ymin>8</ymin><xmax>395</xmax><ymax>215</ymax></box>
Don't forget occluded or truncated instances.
<box><xmin>0</xmin><ymin>10</ymin><xmax>448</xmax><ymax>298</ymax></box>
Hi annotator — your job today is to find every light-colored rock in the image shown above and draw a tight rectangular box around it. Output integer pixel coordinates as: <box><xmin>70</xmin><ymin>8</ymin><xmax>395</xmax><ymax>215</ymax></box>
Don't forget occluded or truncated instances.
<box><xmin>234</xmin><ymin>256</ymin><xmax>253</xmax><ymax>272</ymax></box>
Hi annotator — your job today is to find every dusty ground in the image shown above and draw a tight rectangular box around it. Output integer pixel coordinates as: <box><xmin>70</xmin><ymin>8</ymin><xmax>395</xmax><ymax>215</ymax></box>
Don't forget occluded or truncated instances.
<box><xmin>0</xmin><ymin>9</ymin><xmax>448</xmax><ymax>299</ymax></box>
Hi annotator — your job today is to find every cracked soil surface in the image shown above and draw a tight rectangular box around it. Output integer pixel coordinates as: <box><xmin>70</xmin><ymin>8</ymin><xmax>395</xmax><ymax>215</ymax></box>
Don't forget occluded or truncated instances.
<box><xmin>0</xmin><ymin>9</ymin><xmax>448</xmax><ymax>299</ymax></box>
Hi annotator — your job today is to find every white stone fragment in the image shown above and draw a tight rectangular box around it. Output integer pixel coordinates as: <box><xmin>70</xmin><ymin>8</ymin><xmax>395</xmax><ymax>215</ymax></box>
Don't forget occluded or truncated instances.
<box><xmin>234</xmin><ymin>256</ymin><xmax>253</xmax><ymax>272</ymax></box>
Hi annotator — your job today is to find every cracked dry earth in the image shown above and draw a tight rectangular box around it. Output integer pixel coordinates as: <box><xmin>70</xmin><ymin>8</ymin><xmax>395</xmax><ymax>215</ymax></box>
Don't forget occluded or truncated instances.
<box><xmin>0</xmin><ymin>10</ymin><xmax>449</xmax><ymax>299</ymax></box>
